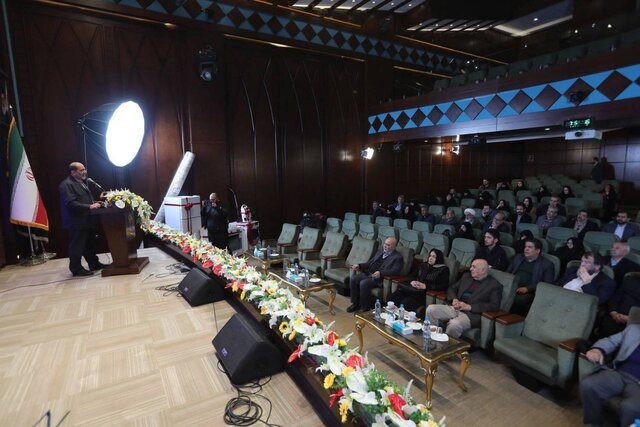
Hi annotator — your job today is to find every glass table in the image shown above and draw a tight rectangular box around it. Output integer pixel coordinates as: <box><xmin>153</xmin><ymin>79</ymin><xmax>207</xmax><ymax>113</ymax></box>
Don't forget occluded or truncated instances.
<box><xmin>268</xmin><ymin>270</ymin><xmax>337</xmax><ymax>315</ymax></box>
<box><xmin>243</xmin><ymin>251</ymin><xmax>287</xmax><ymax>273</ymax></box>
<box><xmin>354</xmin><ymin>311</ymin><xmax>470</xmax><ymax>408</ymax></box>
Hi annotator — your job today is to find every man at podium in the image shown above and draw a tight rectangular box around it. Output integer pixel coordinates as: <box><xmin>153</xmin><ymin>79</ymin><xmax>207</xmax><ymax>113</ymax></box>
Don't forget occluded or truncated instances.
<box><xmin>59</xmin><ymin>162</ymin><xmax>110</xmax><ymax>276</ymax></box>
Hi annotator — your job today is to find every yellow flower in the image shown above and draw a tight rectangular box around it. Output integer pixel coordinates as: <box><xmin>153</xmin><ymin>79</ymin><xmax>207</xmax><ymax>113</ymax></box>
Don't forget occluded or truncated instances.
<box><xmin>232</xmin><ymin>283</ymin><xmax>239</xmax><ymax>292</ymax></box>
<box><xmin>324</xmin><ymin>373</ymin><xmax>335</xmax><ymax>389</ymax></box>
<box><xmin>260</xmin><ymin>306</ymin><xmax>267</xmax><ymax>315</ymax></box>
<box><xmin>279</xmin><ymin>322</ymin><xmax>289</xmax><ymax>334</ymax></box>
<box><xmin>427</xmin><ymin>420</ymin><xmax>438</xmax><ymax>427</ymax></box>
<box><xmin>337</xmin><ymin>339</ymin><xmax>347</xmax><ymax>347</ymax></box>
<box><xmin>339</xmin><ymin>401</ymin><xmax>349</xmax><ymax>423</ymax></box>
<box><xmin>240</xmin><ymin>291</ymin><xmax>246</xmax><ymax>300</ymax></box>
<box><xmin>296</xmin><ymin>304</ymin><xmax>305</xmax><ymax>312</ymax></box>
<box><xmin>267</xmin><ymin>287</ymin><xmax>276</xmax><ymax>295</ymax></box>
<box><xmin>342</xmin><ymin>366</ymin><xmax>355</xmax><ymax>377</ymax></box>
<box><xmin>288</xmin><ymin>330</ymin><xmax>296</xmax><ymax>341</ymax></box>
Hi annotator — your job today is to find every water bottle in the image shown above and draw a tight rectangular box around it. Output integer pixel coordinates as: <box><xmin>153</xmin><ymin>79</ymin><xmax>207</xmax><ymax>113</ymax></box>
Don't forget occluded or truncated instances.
<box><xmin>304</xmin><ymin>269</ymin><xmax>310</xmax><ymax>287</ymax></box>
<box><xmin>398</xmin><ymin>304</ymin><xmax>405</xmax><ymax>325</ymax></box>
<box><xmin>374</xmin><ymin>299</ymin><xmax>381</xmax><ymax>320</ymax></box>
<box><xmin>423</xmin><ymin>316</ymin><xmax>431</xmax><ymax>341</ymax></box>
<box><xmin>282</xmin><ymin>258</ymin><xmax>288</xmax><ymax>275</ymax></box>
<box><xmin>294</xmin><ymin>261</ymin><xmax>299</xmax><ymax>275</ymax></box>
<box><xmin>266</xmin><ymin>245</ymin><xmax>272</xmax><ymax>259</ymax></box>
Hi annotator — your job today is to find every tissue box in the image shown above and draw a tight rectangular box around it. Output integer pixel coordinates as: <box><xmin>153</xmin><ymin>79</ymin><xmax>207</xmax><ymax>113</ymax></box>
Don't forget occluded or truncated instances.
<box><xmin>164</xmin><ymin>195</ymin><xmax>201</xmax><ymax>237</ymax></box>
<box><xmin>392</xmin><ymin>321</ymin><xmax>413</xmax><ymax>336</ymax></box>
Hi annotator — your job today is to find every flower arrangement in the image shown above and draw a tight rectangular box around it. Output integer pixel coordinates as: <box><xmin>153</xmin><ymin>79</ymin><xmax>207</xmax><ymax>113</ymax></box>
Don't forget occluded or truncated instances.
<box><xmin>145</xmin><ymin>220</ymin><xmax>445</xmax><ymax>427</ymax></box>
<box><xmin>104</xmin><ymin>189</ymin><xmax>153</xmax><ymax>225</ymax></box>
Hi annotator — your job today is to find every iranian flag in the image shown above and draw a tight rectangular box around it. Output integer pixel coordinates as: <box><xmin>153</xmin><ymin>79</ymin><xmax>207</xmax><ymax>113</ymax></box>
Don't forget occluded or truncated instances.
<box><xmin>7</xmin><ymin>117</ymin><xmax>49</xmax><ymax>232</ymax></box>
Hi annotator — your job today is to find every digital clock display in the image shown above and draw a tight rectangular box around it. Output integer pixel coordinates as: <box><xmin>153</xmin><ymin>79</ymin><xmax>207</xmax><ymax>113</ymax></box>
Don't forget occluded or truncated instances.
<box><xmin>564</xmin><ymin>118</ymin><xmax>593</xmax><ymax>129</ymax></box>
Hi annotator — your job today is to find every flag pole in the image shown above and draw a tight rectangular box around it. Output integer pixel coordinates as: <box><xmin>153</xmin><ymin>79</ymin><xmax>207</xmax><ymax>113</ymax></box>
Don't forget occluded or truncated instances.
<box><xmin>36</xmin><ymin>239</ymin><xmax>56</xmax><ymax>260</ymax></box>
<box><xmin>20</xmin><ymin>225</ymin><xmax>45</xmax><ymax>266</ymax></box>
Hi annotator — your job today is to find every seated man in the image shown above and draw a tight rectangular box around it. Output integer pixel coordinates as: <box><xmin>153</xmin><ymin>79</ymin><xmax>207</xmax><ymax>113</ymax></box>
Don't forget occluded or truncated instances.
<box><xmin>387</xmin><ymin>195</ymin><xmax>407</xmax><ymax>219</ymax></box>
<box><xmin>507</xmin><ymin>238</ymin><xmax>556</xmax><ymax>316</ymax></box>
<box><xmin>425</xmin><ymin>259</ymin><xmax>502</xmax><ymax>338</ymax></box>
<box><xmin>482</xmin><ymin>211</ymin><xmax>511</xmax><ymax>234</ymax></box>
<box><xmin>440</xmin><ymin>209</ymin><xmax>458</xmax><ymax>227</ymax></box>
<box><xmin>475</xmin><ymin>229</ymin><xmax>509</xmax><ymax>271</ymax></box>
<box><xmin>536</xmin><ymin>206</ymin><xmax>562</xmax><ymax>235</ymax></box>
<box><xmin>603</xmin><ymin>211</ymin><xmax>640</xmax><ymax>242</ymax></box>
<box><xmin>415</xmin><ymin>205</ymin><xmax>436</xmax><ymax>224</ymax></box>
<box><xmin>369</xmin><ymin>200</ymin><xmax>386</xmax><ymax>221</ymax></box>
<box><xmin>580</xmin><ymin>321</ymin><xmax>640</xmax><ymax>427</ymax></box>
<box><xmin>347</xmin><ymin>237</ymin><xmax>404</xmax><ymax>313</ymax></box>
<box><xmin>565</xmin><ymin>209</ymin><xmax>600</xmax><ymax>240</ymax></box>
<box><xmin>513</xmin><ymin>203</ymin><xmax>532</xmax><ymax>226</ymax></box>
<box><xmin>598</xmin><ymin>274</ymin><xmax>640</xmax><ymax>338</ymax></box>
<box><xmin>558</xmin><ymin>252</ymin><xmax>616</xmax><ymax>305</ymax></box>
<box><xmin>463</xmin><ymin>208</ymin><xmax>479</xmax><ymax>228</ymax></box>
<box><xmin>537</xmin><ymin>195</ymin><xmax>567</xmax><ymax>219</ymax></box>
<box><xmin>604</xmin><ymin>242</ymin><xmax>640</xmax><ymax>286</ymax></box>
<box><xmin>480</xmin><ymin>203</ymin><xmax>493</xmax><ymax>224</ymax></box>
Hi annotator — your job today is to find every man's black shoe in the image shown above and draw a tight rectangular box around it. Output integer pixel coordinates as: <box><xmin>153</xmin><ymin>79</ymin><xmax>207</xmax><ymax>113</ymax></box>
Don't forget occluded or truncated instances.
<box><xmin>89</xmin><ymin>262</ymin><xmax>111</xmax><ymax>271</ymax></box>
<box><xmin>346</xmin><ymin>304</ymin><xmax>360</xmax><ymax>313</ymax></box>
<box><xmin>72</xmin><ymin>269</ymin><xmax>94</xmax><ymax>277</ymax></box>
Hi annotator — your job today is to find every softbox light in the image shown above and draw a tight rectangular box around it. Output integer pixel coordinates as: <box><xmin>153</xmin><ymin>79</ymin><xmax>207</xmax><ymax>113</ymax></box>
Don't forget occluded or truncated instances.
<box><xmin>78</xmin><ymin>101</ymin><xmax>145</xmax><ymax>167</ymax></box>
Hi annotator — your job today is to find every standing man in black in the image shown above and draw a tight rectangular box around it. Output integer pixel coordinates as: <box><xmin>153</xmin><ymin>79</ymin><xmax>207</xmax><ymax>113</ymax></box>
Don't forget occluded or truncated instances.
<box><xmin>59</xmin><ymin>162</ymin><xmax>109</xmax><ymax>276</ymax></box>
<box><xmin>201</xmin><ymin>192</ymin><xmax>229</xmax><ymax>250</ymax></box>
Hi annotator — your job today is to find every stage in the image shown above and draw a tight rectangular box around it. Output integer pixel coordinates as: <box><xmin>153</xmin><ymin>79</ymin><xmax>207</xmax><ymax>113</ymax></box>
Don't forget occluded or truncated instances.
<box><xmin>0</xmin><ymin>247</ymin><xmax>585</xmax><ymax>426</ymax></box>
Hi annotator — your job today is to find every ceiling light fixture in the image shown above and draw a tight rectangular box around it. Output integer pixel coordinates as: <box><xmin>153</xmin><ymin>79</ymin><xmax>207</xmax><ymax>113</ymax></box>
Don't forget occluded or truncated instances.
<box><xmin>607</xmin><ymin>24</ymin><xmax>612</xmax><ymax>28</ymax></box>
<box><xmin>533</xmin><ymin>17</ymin><xmax>538</xmax><ymax>22</ymax></box>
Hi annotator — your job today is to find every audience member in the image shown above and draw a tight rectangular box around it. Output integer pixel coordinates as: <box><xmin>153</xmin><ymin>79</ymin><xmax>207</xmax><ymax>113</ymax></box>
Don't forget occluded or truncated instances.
<box><xmin>590</xmin><ymin>156</ymin><xmax>603</xmax><ymax>183</ymax></box>
<box><xmin>402</xmin><ymin>204</ymin><xmax>416</xmax><ymax>222</ymax></box>
<box><xmin>537</xmin><ymin>195</ymin><xmax>567</xmax><ymax>218</ymax></box>
<box><xmin>602</xmin><ymin>211</ymin><xmax>640</xmax><ymax>242</ymax></box>
<box><xmin>415</xmin><ymin>206</ymin><xmax>436</xmax><ymax>224</ymax></box>
<box><xmin>534</xmin><ymin>185</ymin><xmax>550</xmax><ymax>201</ymax></box>
<box><xmin>513</xmin><ymin>203</ymin><xmax>533</xmax><ymax>226</ymax></box>
<box><xmin>454</xmin><ymin>221</ymin><xmax>475</xmax><ymax>240</ymax></box>
<box><xmin>601</xmin><ymin>184</ymin><xmax>618</xmax><ymax>221</ymax></box>
<box><xmin>425</xmin><ymin>259</ymin><xmax>502</xmax><ymax>338</ymax></box>
<box><xmin>598</xmin><ymin>274</ymin><xmax>640</xmax><ymax>338</ymax></box>
<box><xmin>494</xmin><ymin>199</ymin><xmax>511</xmax><ymax>214</ymax></box>
<box><xmin>479</xmin><ymin>178</ymin><xmax>491</xmax><ymax>190</ymax></box>
<box><xmin>580</xmin><ymin>321</ymin><xmax>640</xmax><ymax>427</ymax></box>
<box><xmin>566</xmin><ymin>209</ymin><xmax>600</xmax><ymax>240</ymax></box>
<box><xmin>480</xmin><ymin>204</ymin><xmax>493</xmax><ymax>224</ymax></box>
<box><xmin>444</xmin><ymin>193</ymin><xmax>459</xmax><ymax>207</ymax></box>
<box><xmin>388</xmin><ymin>249</ymin><xmax>449</xmax><ymax>312</ymax></box>
<box><xmin>463</xmin><ymin>208</ymin><xmax>478</xmax><ymax>227</ymax></box>
<box><xmin>441</xmin><ymin>209</ymin><xmax>459</xmax><ymax>227</ymax></box>
<box><xmin>513</xmin><ymin>230</ymin><xmax>534</xmax><ymax>254</ymax></box>
<box><xmin>475</xmin><ymin>229</ymin><xmax>509</xmax><ymax>271</ymax></box>
<box><xmin>536</xmin><ymin>206</ymin><xmax>563</xmax><ymax>234</ymax></box>
<box><xmin>347</xmin><ymin>237</ymin><xmax>404</xmax><ymax>313</ymax></box>
<box><xmin>483</xmin><ymin>211</ymin><xmax>511</xmax><ymax>234</ymax></box>
<box><xmin>369</xmin><ymin>201</ymin><xmax>386</xmax><ymax>221</ymax></box>
<box><xmin>551</xmin><ymin>237</ymin><xmax>585</xmax><ymax>276</ymax></box>
<box><xmin>387</xmin><ymin>195</ymin><xmax>407</xmax><ymax>219</ymax></box>
<box><xmin>496</xmin><ymin>181</ymin><xmax>510</xmax><ymax>191</ymax></box>
<box><xmin>559</xmin><ymin>252</ymin><xmax>616</xmax><ymax>305</ymax></box>
<box><xmin>507</xmin><ymin>238</ymin><xmax>555</xmax><ymax>316</ymax></box>
<box><xmin>513</xmin><ymin>180</ymin><xmax>526</xmax><ymax>195</ymax></box>
<box><xmin>477</xmin><ymin>190</ymin><xmax>494</xmax><ymax>207</ymax></box>
<box><xmin>559</xmin><ymin>185</ymin><xmax>575</xmax><ymax>204</ymax></box>
<box><xmin>604</xmin><ymin>242</ymin><xmax>640</xmax><ymax>285</ymax></box>
<box><xmin>522</xmin><ymin>196</ymin><xmax>536</xmax><ymax>216</ymax></box>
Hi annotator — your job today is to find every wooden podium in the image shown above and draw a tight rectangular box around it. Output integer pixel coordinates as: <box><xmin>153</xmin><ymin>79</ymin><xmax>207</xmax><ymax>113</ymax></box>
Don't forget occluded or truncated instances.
<box><xmin>92</xmin><ymin>206</ymin><xmax>149</xmax><ymax>277</ymax></box>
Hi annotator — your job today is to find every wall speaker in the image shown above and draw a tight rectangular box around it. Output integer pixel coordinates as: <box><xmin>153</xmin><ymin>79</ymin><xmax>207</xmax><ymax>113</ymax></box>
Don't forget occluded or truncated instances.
<box><xmin>178</xmin><ymin>268</ymin><xmax>225</xmax><ymax>306</ymax></box>
<box><xmin>212</xmin><ymin>314</ymin><xmax>284</xmax><ymax>384</ymax></box>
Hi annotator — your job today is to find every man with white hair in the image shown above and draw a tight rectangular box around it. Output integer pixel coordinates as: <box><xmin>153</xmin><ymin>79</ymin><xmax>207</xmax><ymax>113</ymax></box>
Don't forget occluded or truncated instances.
<box><xmin>604</xmin><ymin>242</ymin><xmax>640</xmax><ymax>285</ymax></box>
<box><xmin>463</xmin><ymin>208</ymin><xmax>478</xmax><ymax>227</ymax></box>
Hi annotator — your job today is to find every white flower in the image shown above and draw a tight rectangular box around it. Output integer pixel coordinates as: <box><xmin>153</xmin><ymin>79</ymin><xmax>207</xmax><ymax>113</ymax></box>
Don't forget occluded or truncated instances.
<box><xmin>115</xmin><ymin>199</ymin><xmax>126</xmax><ymax>209</ymax></box>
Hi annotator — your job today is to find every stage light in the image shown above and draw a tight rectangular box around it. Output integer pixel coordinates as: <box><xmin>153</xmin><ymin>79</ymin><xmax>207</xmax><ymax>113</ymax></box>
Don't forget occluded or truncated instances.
<box><xmin>361</xmin><ymin>147</ymin><xmax>374</xmax><ymax>159</ymax></box>
<box><xmin>451</xmin><ymin>145</ymin><xmax>460</xmax><ymax>155</ymax></box>
<box><xmin>78</xmin><ymin>100</ymin><xmax>146</xmax><ymax>168</ymax></box>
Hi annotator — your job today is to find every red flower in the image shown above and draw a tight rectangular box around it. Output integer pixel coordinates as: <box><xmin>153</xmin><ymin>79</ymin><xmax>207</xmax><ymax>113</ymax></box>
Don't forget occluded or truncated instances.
<box><xmin>225</xmin><ymin>280</ymin><xmax>236</xmax><ymax>289</ymax></box>
<box><xmin>182</xmin><ymin>245</ymin><xmax>191</xmax><ymax>253</ymax></box>
<box><xmin>305</xmin><ymin>317</ymin><xmax>316</xmax><ymax>325</ymax></box>
<box><xmin>327</xmin><ymin>331</ymin><xmax>338</xmax><ymax>346</ymax></box>
<box><xmin>345</xmin><ymin>354</ymin><xmax>364</xmax><ymax>369</ymax></box>
<box><xmin>329</xmin><ymin>388</ymin><xmax>343</xmax><ymax>407</ymax></box>
<box><xmin>192</xmin><ymin>254</ymin><xmax>199</xmax><ymax>262</ymax></box>
<box><xmin>213</xmin><ymin>264</ymin><xmax>223</xmax><ymax>276</ymax></box>
<box><xmin>237</xmin><ymin>281</ymin><xmax>246</xmax><ymax>290</ymax></box>
<box><xmin>202</xmin><ymin>260</ymin><xmax>213</xmax><ymax>269</ymax></box>
<box><xmin>387</xmin><ymin>394</ymin><xmax>406</xmax><ymax>419</ymax></box>
<box><xmin>287</xmin><ymin>344</ymin><xmax>303</xmax><ymax>363</ymax></box>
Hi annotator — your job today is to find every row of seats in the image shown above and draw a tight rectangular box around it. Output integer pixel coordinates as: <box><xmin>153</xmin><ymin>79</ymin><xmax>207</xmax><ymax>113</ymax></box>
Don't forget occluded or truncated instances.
<box><xmin>432</xmin><ymin>28</ymin><xmax>640</xmax><ymax>92</ymax></box>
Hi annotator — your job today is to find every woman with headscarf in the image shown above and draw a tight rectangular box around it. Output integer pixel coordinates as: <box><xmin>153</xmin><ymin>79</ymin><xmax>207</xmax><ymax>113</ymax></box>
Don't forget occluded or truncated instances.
<box><xmin>522</xmin><ymin>196</ymin><xmax>537</xmax><ymax>217</ymax></box>
<box><xmin>454</xmin><ymin>221</ymin><xmax>475</xmax><ymax>240</ymax></box>
<box><xmin>513</xmin><ymin>229</ymin><xmax>534</xmax><ymax>254</ymax></box>
<box><xmin>494</xmin><ymin>199</ymin><xmax>511</xmax><ymax>215</ymax></box>
<box><xmin>514</xmin><ymin>180</ymin><xmax>526</xmax><ymax>195</ymax></box>
<box><xmin>551</xmin><ymin>237</ymin><xmax>584</xmax><ymax>276</ymax></box>
<box><xmin>560</xmin><ymin>185</ymin><xmax>575</xmax><ymax>204</ymax></box>
<box><xmin>535</xmin><ymin>185</ymin><xmax>550</xmax><ymax>201</ymax></box>
<box><xmin>388</xmin><ymin>249</ymin><xmax>450</xmax><ymax>312</ymax></box>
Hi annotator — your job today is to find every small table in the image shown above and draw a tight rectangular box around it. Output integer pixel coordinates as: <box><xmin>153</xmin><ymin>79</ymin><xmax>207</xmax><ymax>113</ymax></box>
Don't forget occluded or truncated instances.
<box><xmin>243</xmin><ymin>251</ymin><xmax>286</xmax><ymax>273</ymax></box>
<box><xmin>354</xmin><ymin>311</ymin><xmax>470</xmax><ymax>408</ymax></box>
<box><xmin>269</xmin><ymin>271</ymin><xmax>337</xmax><ymax>315</ymax></box>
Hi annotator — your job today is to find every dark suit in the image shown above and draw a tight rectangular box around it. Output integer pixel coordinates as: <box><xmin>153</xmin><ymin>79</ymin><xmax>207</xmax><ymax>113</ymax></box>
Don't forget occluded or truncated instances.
<box><xmin>599</xmin><ymin>274</ymin><xmax>640</xmax><ymax>338</ymax></box>
<box><xmin>604</xmin><ymin>256</ymin><xmax>640</xmax><ymax>285</ymax></box>
<box><xmin>475</xmin><ymin>245</ymin><xmax>509</xmax><ymax>271</ymax></box>
<box><xmin>602</xmin><ymin>222</ymin><xmax>640</xmax><ymax>242</ymax></box>
<box><xmin>558</xmin><ymin>267</ymin><xmax>616</xmax><ymax>305</ymax></box>
<box><xmin>201</xmin><ymin>200</ymin><xmax>229</xmax><ymax>249</ymax></box>
<box><xmin>514</xmin><ymin>213</ymin><xmax>532</xmax><ymax>226</ymax></box>
<box><xmin>507</xmin><ymin>254</ymin><xmax>555</xmax><ymax>315</ymax></box>
<box><xmin>350</xmin><ymin>249</ymin><xmax>404</xmax><ymax>310</ymax></box>
<box><xmin>565</xmin><ymin>218</ymin><xmax>600</xmax><ymax>240</ymax></box>
<box><xmin>59</xmin><ymin>175</ymin><xmax>101</xmax><ymax>274</ymax></box>
<box><xmin>537</xmin><ymin>203</ymin><xmax>566</xmax><ymax>219</ymax></box>
<box><xmin>446</xmin><ymin>272</ymin><xmax>502</xmax><ymax>328</ymax></box>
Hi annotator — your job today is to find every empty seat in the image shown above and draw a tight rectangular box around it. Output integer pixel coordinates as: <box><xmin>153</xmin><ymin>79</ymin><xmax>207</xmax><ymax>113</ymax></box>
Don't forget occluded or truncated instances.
<box><xmin>420</xmin><ymin>232</ymin><xmax>450</xmax><ymax>259</ymax></box>
<box><xmin>540</xmin><ymin>252</ymin><xmax>561</xmax><ymax>281</ymax></box>
<box><xmin>342</xmin><ymin>219</ymin><xmax>359</xmax><ymax>241</ymax></box>
<box><xmin>501</xmin><ymin>245</ymin><xmax>516</xmax><ymax>262</ymax></box>
<box><xmin>375</xmin><ymin>216</ymin><xmax>392</xmax><ymax>227</ymax></box>
<box><xmin>583</xmin><ymin>231</ymin><xmax>619</xmax><ymax>254</ymax></box>
<box><xmin>557</xmin><ymin>46</ymin><xmax>586</xmax><ymax>64</ymax></box>
<box><xmin>377</xmin><ymin>225</ymin><xmax>400</xmax><ymax>246</ymax></box>
<box><xmin>515</xmin><ymin>223</ymin><xmax>542</xmax><ymax>239</ymax></box>
<box><xmin>460</xmin><ymin>198</ymin><xmax>476</xmax><ymax>208</ymax></box>
<box><xmin>412</xmin><ymin>220</ymin><xmax>433</xmax><ymax>234</ymax></box>
<box><xmin>499</xmin><ymin>232</ymin><xmax>514</xmax><ymax>247</ymax></box>
<box><xmin>434</xmin><ymin>224</ymin><xmax>455</xmax><ymax>237</ymax></box>
<box><xmin>276</xmin><ymin>223</ymin><xmax>300</xmax><ymax>255</ymax></box>
<box><xmin>324</xmin><ymin>236</ymin><xmax>377</xmax><ymax>295</ymax></box>
<box><xmin>428</xmin><ymin>205</ymin><xmax>445</xmax><ymax>217</ymax></box>
<box><xmin>344</xmin><ymin>212</ymin><xmax>357</xmax><ymax>222</ymax></box>
<box><xmin>325</xmin><ymin>217</ymin><xmax>342</xmax><ymax>234</ymax></box>
<box><xmin>531</xmin><ymin>53</ymin><xmax>556</xmax><ymax>70</ymax></box>
<box><xmin>285</xmin><ymin>227</ymin><xmax>322</xmax><ymax>260</ymax></box>
<box><xmin>487</xmin><ymin>65</ymin><xmax>508</xmax><ymax>80</ymax></box>
<box><xmin>620</xmin><ymin>29</ymin><xmax>640</xmax><ymax>47</ymax></box>
<box><xmin>449</xmin><ymin>74</ymin><xmax>467</xmax><ymax>88</ymax></box>
<box><xmin>358</xmin><ymin>214</ymin><xmax>373</xmax><ymax>224</ymax></box>
<box><xmin>398</xmin><ymin>228</ymin><xmax>423</xmax><ymax>254</ymax></box>
<box><xmin>301</xmin><ymin>231</ymin><xmax>348</xmax><ymax>276</ymax></box>
<box><xmin>468</xmin><ymin>69</ymin><xmax>487</xmax><ymax>84</ymax></box>
<box><xmin>433</xmin><ymin>78</ymin><xmax>450</xmax><ymax>92</ymax></box>
<box><xmin>393</xmin><ymin>218</ymin><xmax>411</xmax><ymax>230</ymax></box>
<box><xmin>628</xmin><ymin>236</ymin><xmax>640</xmax><ymax>255</ymax></box>
<box><xmin>449</xmin><ymin>238</ymin><xmax>479</xmax><ymax>268</ymax></box>
<box><xmin>508</xmin><ymin>59</ymin><xmax>531</xmax><ymax>75</ymax></box>
<box><xmin>546</xmin><ymin>227</ymin><xmax>577</xmax><ymax>250</ymax></box>
<box><xmin>358</xmin><ymin>223</ymin><xmax>378</xmax><ymax>241</ymax></box>
<box><xmin>564</xmin><ymin>197</ymin><xmax>586</xmax><ymax>217</ymax></box>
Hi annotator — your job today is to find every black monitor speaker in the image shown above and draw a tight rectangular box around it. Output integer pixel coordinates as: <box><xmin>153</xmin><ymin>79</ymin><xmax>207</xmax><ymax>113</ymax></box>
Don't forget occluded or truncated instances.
<box><xmin>212</xmin><ymin>314</ymin><xmax>284</xmax><ymax>384</ymax></box>
<box><xmin>178</xmin><ymin>268</ymin><xmax>225</xmax><ymax>306</ymax></box>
